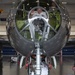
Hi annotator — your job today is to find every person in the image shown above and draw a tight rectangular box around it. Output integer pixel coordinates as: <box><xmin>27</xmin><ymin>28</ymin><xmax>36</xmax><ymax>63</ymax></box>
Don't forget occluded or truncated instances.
<box><xmin>37</xmin><ymin>8</ymin><xmax>42</xmax><ymax>14</ymax></box>
<box><xmin>30</xmin><ymin>9</ymin><xmax>38</xmax><ymax>18</ymax></box>
<box><xmin>30</xmin><ymin>8</ymin><xmax>47</xmax><ymax>18</ymax></box>
<box><xmin>37</xmin><ymin>8</ymin><xmax>47</xmax><ymax>18</ymax></box>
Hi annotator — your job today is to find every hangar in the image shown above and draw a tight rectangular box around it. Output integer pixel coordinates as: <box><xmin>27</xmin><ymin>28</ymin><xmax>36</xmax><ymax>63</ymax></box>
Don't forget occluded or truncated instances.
<box><xmin>0</xmin><ymin>0</ymin><xmax>75</xmax><ymax>75</ymax></box>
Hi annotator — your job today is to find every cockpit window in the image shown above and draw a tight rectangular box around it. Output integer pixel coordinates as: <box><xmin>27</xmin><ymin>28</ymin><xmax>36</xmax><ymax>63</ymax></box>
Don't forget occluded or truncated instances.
<box><xmin>15</xmin><ymin>0</ymin><xmax>61</xmax><ymax>41</ymax></box>
<box><xmin>17</xmin><ymin>0</ymin><xmax>57</xmax><ymax>11</ymax></box>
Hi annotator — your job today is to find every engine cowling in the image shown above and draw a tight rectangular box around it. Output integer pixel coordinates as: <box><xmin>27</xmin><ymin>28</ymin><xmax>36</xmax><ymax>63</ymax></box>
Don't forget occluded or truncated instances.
<box><xmin>6</xmin><ymin>0</ymin><xmax>71</xmax><ymax>56</ymax></box>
